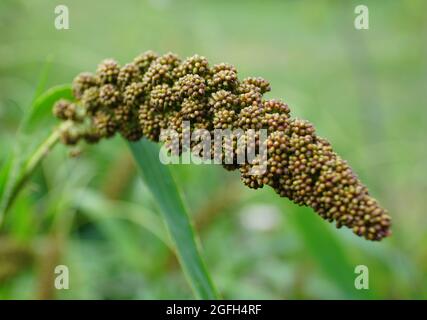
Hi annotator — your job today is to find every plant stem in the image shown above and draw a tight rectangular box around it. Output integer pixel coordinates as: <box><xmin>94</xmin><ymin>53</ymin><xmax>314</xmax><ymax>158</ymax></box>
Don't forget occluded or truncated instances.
<box><xmin>3</xmin><ymin>123</ymin><xmax>70</xmax><ymax>216</ymax></box>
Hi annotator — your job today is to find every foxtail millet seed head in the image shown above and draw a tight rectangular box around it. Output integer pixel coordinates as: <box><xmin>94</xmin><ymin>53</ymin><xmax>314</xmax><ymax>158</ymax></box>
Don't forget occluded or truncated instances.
<box><xmin>53</xmin><ymin>100</ymin><xmax>85</xmax><ymax>122</ymax></box>
<box><xmin>72</xmin><ymin>72</ymin><xmax>98</xmax><ymax>99</ymax></box>
<box><xmin>133</xmin><ymin>50</ymin><xmax>159</xmax><ymax>73</ymax></box>
<box><xmin>123</xmin><ymin>82</ymin><xmax>145</xmax><ymax>106</ymax></box>
<box><xmin>96</xmin><ymin>59</ymin><xmax>120</xmax><ymax>84</ymax></box>
<box><xmin>149</xmin><ymin>84</ymin><xmax>178</xmax><ymax>111</ymax></box>
<box><xmin>53</xmin><ymin>99</ymin><xmax>73</xmax><ymax>120</ymax></box>
<box><xmin>242</xmin><ymin>77</ymin><xmax>271</xmax><ymax>94</ymax></box>
<box><xmin>52</xmin><ymin>51</ymin><xmax>392</xmax><ymax>241</ymax></box>
<box><xmin>174</xmin><ymin>54</ymin><xmax>210</xmax><ymax>78</ymax></box>
<box><xmin>93</xmin><ymin>111</ymin><xmax>117</xmax><ymax>138</ymax></box>
<box><xmin>174</xmin><ymin>74</ymin><xmax>207</xmax><ymax>100</ymax></box>
<box><xmin>99</xmin><ymin>84</ymin><xmax>121</xmax><ymax>108</ymax></box>
<box><xmin>117</xmin><ymin>63</ymin><xmax>142</xmax><ymax>89</ymax></box>
<box><xmin>81</xmin><ymin>86</ymin><xmax>101</xmax><ymax>114</ymax></box>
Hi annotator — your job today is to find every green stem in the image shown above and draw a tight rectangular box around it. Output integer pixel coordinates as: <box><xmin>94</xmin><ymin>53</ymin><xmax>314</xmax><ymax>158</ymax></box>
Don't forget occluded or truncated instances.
<box><xmin>3</xmin><ymin>123</ymin><xmax>71</xmax><ymax>217</ymax></box>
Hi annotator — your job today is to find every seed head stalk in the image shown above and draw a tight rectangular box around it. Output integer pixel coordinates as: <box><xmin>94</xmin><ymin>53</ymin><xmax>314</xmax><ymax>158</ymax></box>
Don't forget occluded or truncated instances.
<box><xmin>1</xmin><ymin>121</ymin><xmax>73</xmax><ymax>220</ymax></box>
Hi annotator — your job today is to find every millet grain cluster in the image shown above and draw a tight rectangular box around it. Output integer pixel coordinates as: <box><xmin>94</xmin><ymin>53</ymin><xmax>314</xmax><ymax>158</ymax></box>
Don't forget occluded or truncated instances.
<box><xmin>53</xmin><ymin>51</ymin><xmax>391</xmax><ymax>241</ymax></box>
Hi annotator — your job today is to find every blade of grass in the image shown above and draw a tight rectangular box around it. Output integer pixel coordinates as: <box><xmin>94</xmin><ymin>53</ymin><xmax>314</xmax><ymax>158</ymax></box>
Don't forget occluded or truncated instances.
<box><xmin>128</xmin><ymin>139</ymin><xmax>219</xmax><ymax>300</ymax></box>
<box><xmin>0</xmin><ymin>85</ymin><xmax>73</xmax><ymax>223</ymax></box>
<box><xmin>75</xmin><ymin>189</ymin><xmax>173</xmax><ymax>250</ymax></box>
<box><xmin>76</xmin><ymin>191</ymin><xmax>172</xmax><ymax>272</ymax></box>
<box><xmin>1</xmin><ymin>126</ymin><xmax>67</xmax><ymax>218</ymax></box>
<box><xmin>0</xmin><ymin>155</ymin><xmax>14</xmax><ymax>200</ymax></box>
<box><xmin>21</xmin><ymin>84</ymin><xmax>73</xmax><ymax>133</ymax></box>
<box><xmin>31</xmin><ymin>54</ymin><xmax>55</xmax><ymax>103</ymax></box>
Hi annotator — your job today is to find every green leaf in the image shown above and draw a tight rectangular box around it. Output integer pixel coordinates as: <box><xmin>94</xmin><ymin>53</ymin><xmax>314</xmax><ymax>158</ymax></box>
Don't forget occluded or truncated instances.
<box><xmin>75</xmin><ymin>189</ymin><xmax>173</xmax><ymax>250</ymax></box>
<box><xmin>0</xmin><ymin>150</ymin><xmax>22</xmax><ymax>223</ymax></box>
<box><xmin>31</xmin><ymin>54</ymin><xmax>55</xmax><ymax>103</ymax></box>
<box><xmin>0</xmin><ymin>155</ymin><xmax>14</xmax><ymax>200</ymax></box>
<box><xmin>0</xmin><ymin>84</ymin><xmax>72</xmax><ymax>223</ymax></box>
<box><xmin>21</xmin><ymin>84</ymin><xmax>73</xmax><ymax>133</ymax></box>
<box><xmin>128</xmin><ymin>139</ymin><xmax>219</xmax><ymax>299</ymax></box>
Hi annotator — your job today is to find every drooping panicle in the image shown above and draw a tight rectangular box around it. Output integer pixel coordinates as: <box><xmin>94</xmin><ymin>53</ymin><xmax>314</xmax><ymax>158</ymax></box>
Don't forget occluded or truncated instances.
<box><xmin>54</xmin><ymin>51</ymin><xmax>392</xmax><ymax>241</ymax></box>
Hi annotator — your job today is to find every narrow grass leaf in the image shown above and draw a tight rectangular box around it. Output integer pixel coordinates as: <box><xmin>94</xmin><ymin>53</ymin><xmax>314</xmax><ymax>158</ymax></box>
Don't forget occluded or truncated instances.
<box><xmin>75</xmin><ymin>190</ymin><xmax>173</xmax><ymax>250</ymax></box>
<box><xmin>128</xmin><ymin>139</ymin><xmax>219</xmax><ymax>299</ymax></box>
<box><xmin>21</xmin><ymin>84</ymin><xmax>73</xmax><ymax>133</ymax></box>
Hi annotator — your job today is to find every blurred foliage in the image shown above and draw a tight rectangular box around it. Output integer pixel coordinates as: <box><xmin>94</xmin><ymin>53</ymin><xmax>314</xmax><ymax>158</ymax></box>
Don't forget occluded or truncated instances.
<box><xmin>0</xmin><ymin>0</ymin><xmax>426</xmax><ymax>299</ymax></box>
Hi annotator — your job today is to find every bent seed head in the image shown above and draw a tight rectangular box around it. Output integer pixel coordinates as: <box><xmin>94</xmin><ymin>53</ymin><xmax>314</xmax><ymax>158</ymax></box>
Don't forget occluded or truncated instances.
<box><xmin>53</xmin><ymin>51</ymin><xmax>392</xmax><ymax>241</ymax></box>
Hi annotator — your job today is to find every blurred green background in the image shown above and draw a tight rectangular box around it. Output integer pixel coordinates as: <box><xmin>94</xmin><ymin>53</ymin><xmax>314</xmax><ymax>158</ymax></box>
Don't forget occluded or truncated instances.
<box><xmin>0</xmin><ymin>0</ymin><xmax>426</xmax><ymax>299</ymax></box>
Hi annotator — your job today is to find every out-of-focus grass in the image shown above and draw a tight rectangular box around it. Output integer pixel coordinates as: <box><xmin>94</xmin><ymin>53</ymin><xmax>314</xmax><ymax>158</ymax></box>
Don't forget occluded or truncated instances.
<box><xmin>0</xmin><ymin>0</ymin><xmax>426</xmax><ymax>299</ymax></box>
